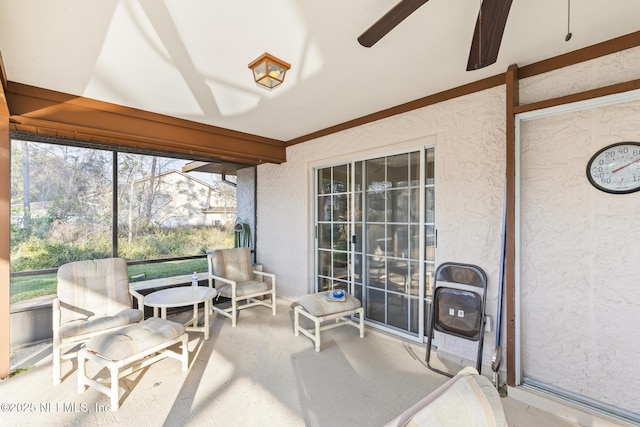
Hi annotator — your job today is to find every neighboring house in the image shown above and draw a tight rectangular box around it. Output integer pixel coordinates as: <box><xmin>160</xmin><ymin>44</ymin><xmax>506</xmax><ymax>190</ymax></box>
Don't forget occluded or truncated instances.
<box><xmin>131</xmin><ymin>170</ymin><xmax>235</xmax><ymax>228</ymax></box>
<box><xmin>10</xmin><ymin>171</ymin><xmax>235</xmax><ymax>229</ymax></box>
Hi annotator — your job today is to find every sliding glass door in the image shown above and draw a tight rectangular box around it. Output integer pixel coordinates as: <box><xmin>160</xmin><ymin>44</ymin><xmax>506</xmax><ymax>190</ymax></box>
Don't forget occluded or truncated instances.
<box><xmin>316</xmin><ymin>164</ymin><xmax>353</xmax><ymax>294</ymax></box>
<box><xmin>315</xmin><ymin>147</ymin><xmax>435</xmax><ymax>339</ymax></box>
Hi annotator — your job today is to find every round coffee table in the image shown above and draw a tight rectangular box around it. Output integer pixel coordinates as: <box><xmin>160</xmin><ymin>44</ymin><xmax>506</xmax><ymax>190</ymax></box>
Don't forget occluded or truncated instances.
<box><xmin>144</xmin><ymin>286</ymin><xmax>217</xmax><ymax>340</ymax></box>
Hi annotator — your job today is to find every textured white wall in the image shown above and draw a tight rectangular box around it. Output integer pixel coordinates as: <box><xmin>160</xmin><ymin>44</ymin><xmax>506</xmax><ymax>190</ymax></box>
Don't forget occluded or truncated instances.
<box><xmin>236</xmin><ymin>167</ymin><xmax>256</xmax><ymax>250</ymax></box>
<box><xmin>257</xmin><ymin>87</ymin><xmax>506</xmax><ymax>365</ymax></box>
<box><xmin>517</xmin><ymin>46</ymin><xmax>640</xmax><ymax>414</ymax></box>
<box><xmin>520</xmin><ymin>46</ymin><xmax>640</xmax><ymax>105</ymax></box>
<box><xmin>519</xmin><ymin>100</ymin><xmax>640</xmax><ymax>413</ymax></box>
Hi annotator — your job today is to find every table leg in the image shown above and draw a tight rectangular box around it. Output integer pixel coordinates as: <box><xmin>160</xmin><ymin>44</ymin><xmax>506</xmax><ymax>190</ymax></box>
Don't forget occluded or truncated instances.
<box><xmin>153</xmin><ymin>307</ymin><xmax>159</xmax><ymax>318</ymax></box>
<box><xmin>161</xmin><ymin>307</ymin><xmax>167</xmax><ymax>319</ymax></box>
<box><xmin>204</xmin><ymin>299</ymin><xmax>210</xmax><ymax>340</ymax></box>
<box><xmin>192</xmin><ymin>303</ymin><xmax>198</xmax><ymax>328</ymax></box>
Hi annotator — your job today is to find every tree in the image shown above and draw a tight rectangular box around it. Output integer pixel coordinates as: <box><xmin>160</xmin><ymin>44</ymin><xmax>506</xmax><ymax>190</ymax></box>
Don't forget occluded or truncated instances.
<box><xmin>21</xmin><ymin>141</ymin><xmax>31</xmax><ymax>229</ymax></box>
<box><xmin>143</xmin><ymin>156</ymin><xmax>157</xmax><ymax>227</ymax></box>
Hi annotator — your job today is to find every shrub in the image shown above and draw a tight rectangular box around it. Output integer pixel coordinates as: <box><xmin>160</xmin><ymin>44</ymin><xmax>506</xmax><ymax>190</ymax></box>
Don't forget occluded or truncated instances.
<box><xmin>10</xmin><ymin>238</ymin><xmax>110</xmax><ymax>272</ymax></box>
<box><xmin>10</xmin><ymin>223</ymin><xmax>235</xmax><ymax>302</ymax></box>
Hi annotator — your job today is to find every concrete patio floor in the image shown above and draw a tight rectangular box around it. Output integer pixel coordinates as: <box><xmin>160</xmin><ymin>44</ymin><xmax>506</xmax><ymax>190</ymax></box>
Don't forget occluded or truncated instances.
<box><xmin>2</xmin><ymin>298</ymin><xmax>620</xmax><ymax>426</ymax></box>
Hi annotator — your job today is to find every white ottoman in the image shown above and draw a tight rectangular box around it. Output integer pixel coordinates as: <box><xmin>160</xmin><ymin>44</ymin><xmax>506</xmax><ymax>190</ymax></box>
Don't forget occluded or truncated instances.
<box><xmin>77</xmin><ymin>317</ymin><xmax>189</xmax><ymax>411</ymax></box>
<box><xmin>293</xmin><ymin>291</ymin><xmax>364</xmax><ymax>352</ymax></box>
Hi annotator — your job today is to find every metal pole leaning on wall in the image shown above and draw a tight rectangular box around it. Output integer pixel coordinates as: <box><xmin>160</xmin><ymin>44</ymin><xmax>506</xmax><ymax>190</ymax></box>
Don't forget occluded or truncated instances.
<box><xmin>492</xmin><ymin>186</ymin><xmax>507</xmax><ymax>393</ymax></box>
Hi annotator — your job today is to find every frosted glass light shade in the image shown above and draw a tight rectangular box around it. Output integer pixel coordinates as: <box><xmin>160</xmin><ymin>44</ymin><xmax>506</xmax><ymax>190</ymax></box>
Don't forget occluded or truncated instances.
<box><xmin>248</xmin><ymin>52</ymin><xmax>291</xmax><ymax>90</ymax></box>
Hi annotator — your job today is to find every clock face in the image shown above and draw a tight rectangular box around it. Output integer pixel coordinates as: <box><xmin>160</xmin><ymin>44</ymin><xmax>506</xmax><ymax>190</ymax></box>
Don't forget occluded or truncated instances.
<box><xmin>586</xmin><ymin>142</ymin><xmax>640</xmax><ymax>194</ymax></box>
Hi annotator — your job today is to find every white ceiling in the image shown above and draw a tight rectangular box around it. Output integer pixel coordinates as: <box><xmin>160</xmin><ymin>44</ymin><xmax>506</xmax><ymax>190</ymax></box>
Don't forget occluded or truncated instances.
<box><xmin>1</xmin><ymin>0</ymin><xmax>639</xmax><ymax>142</ymax></box>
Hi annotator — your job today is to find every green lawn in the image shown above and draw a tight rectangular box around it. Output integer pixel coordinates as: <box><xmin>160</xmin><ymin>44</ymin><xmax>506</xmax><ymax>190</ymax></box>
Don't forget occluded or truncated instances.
<box><xmin>10</xmin><ymin>273</ymin><xmax>57</xmax><ymax>303</ymax></box>
<box><xmin>10</xmin><ymin>258</ymin><xmax>210</xmax><ymax>304</ymax></box>
<box><xmin>127</xmin><ymin>258</ymin><xmax>208</xmax><ymax>282</ymax></box>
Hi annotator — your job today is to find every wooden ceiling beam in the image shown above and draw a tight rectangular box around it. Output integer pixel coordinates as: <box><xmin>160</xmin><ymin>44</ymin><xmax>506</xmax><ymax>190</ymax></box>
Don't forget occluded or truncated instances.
<box><xmin>6</xmin><ymin>82</ymin><xmax>286</xmax><ymax>165</ymax></box>
<box><xmin>519</xmin><ymin>30</ymin><xmax>640</xmax><ymax>79</ymax></box>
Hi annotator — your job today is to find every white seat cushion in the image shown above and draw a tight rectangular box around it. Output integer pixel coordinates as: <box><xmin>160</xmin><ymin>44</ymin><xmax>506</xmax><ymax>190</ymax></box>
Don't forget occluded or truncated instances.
<box><xmin>58</xmin><ymin>308</ymin><xmax>143</xmax><ymax>339</ymax></box>
<box><xmin>217</xmin><ymin>279</ymin><xmax>271</xmax><ymax>298</ymax></box>
<box><xmin>296</xmin><ymin>291</ymin><xmax>362</xmax><ymax>317</ymax></box>
<box><xmin>85</xmin><ymin>317</ymin><xmax>185</xmax><ymax>361</ymax></box>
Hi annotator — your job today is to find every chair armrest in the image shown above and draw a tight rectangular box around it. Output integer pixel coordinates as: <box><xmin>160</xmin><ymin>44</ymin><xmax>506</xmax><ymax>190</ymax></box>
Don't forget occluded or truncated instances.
<box><xmin>129</xmin><ymin>289</ymin><xmax>145</xmax><ymax>312</ymax></box>
<box><xmin>253</xmin><ymin>270</ymin><xmax>275</xmax><ymax>290</ymax></box>
<box><xmin>253</xmin><ymin>270</ymin><xmax>275</xmax><ymax>281</ymax></box>
<box><xmin>210</xmin><ymin>274</ymin><xmax>236</xmax><ymax>287</ymax></box>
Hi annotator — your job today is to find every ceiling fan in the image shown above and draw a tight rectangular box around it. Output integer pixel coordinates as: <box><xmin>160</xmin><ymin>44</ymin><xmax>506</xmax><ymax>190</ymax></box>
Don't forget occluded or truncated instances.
<box><xmin>357</xmin><ymin>0</ymin><xmax>513</xmax><ymax>71</ymax></box>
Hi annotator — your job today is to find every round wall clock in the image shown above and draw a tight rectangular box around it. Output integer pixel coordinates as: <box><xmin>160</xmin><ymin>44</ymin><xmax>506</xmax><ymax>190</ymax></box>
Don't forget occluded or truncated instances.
<box><xmin>586</xmin><ymin>142</ymin><xmax>640</xmax><ymax>194</ymax></box>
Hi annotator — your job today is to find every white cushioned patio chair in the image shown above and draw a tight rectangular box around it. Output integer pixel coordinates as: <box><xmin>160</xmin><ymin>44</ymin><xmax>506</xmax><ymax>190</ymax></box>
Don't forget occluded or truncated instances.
<box><xmin>385</xmin><ymin>366</ymin><xmax>507</xmax><ymax>427</ymax></box>
<box><xmin>52</xmin><ymin>257</ymin><xmax>144</xmax><ymax>384</ymax></box>
<box><xmin>207</xmin><ymin>247</ymin><xmax>276</xmax><ymax>327</ymax></box>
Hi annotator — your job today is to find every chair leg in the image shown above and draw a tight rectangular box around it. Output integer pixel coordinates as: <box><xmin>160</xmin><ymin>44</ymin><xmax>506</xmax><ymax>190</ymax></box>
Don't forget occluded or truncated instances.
<box><xmin>271</xmin><ymin>289</ymin><xmax>277</xmax><ymax>316</ymax></box>
<box><xmin>294</xmin><ymin>308</ymin><xmax>300</xmax><ymax>336</ymax></box>
<box><xmin>77</xmin><ymin>350</ymin><xmax>86</xmax><ymax>393</ymax></box>
<box><xmin>109</xmin><ymin>364</ymin><xmax>119</xmax><ymax>411</ymax></box>
<box><xmin>231</xmin><ymin>305</ymin><xmax>237</xmax><ymax>327</ymax></box>
<box><xmin>231</xmin><ymin>296</ymin><xmax>237</xmax><ymax>327</ymax></box>
<box><xmin>314</xmin><ymin>318</ymin><xmax>321</xmax><ymax>352</ymax></box>
<box><xmin>53</xmin><ymin>341</ymin><xmax>61</xmax><ymax>385</ymax></box>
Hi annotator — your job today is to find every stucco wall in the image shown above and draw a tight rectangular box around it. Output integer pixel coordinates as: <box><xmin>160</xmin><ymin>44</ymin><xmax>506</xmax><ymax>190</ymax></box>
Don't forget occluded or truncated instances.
<box><xmin>257</xmin><ymin>86</ymin><xmax>506</xmax><ymax>364</ymax></box>
<box><xmin>519</xmin><ymin>98</ymin><xmax>640</xmax><ymax>414</ymax></box>
<box><xmin>236</xmin><ymin>167</ymin><xmax>256</xmax><ymax>252</ymax></box>
<box><xmin>517</xmin><ymin>46</ymin><xmax>640</xmax><ymax>415</ymax></box>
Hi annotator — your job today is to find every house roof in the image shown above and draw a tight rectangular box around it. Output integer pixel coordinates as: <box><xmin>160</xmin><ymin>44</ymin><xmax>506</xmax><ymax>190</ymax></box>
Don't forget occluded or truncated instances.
<box><xmin>1</xmin><ymin>1</ymin><xmax>639</xmax><ymax>143</ymax></box>
<box><xmin>182</xmin><ymin>161</ymin><xmax>247</xmax><ymax>176</ymax></box>
<box><xmin>135</xmin><ymin>169</ymin><xmax>220</xmax><ymax>189</ymax></box>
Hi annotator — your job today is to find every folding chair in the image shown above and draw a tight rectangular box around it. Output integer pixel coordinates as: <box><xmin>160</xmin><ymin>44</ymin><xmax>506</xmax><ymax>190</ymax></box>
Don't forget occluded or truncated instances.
<box><xmin>425</xmin><ymin>262</ymin><xmax>488</xmax><ymax>377</ymax></box>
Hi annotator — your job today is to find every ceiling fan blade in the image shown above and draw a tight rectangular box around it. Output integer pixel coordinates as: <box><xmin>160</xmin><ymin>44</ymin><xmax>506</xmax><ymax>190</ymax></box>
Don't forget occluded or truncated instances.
<box><xmin>466</xmin><ymin>0</ymin><xmax>513</xmax><ymax>71</ymax></box>
<box><xmin>358</xmin><ymin>0</ymin><xmax>429</xmax><ymax>48</ymax></box>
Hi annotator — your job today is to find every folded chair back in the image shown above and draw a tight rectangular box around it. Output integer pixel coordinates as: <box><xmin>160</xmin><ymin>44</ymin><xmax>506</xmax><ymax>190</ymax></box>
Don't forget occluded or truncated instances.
<box><xmin>425</xmin><ymin>262</ymin><xmax>488</xmax><ymax>377</ymax></box>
